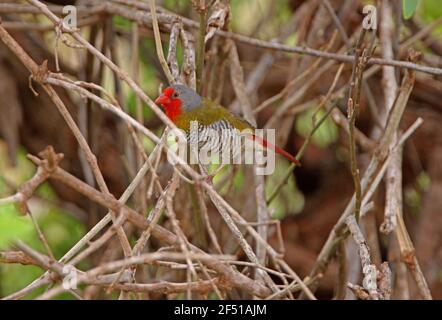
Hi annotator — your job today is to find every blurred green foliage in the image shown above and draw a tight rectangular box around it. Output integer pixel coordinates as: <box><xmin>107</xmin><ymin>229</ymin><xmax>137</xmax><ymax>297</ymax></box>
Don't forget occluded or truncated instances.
<box><xmin>0</xmin><ymin>205</ymin><xmax>33</xmax><ymax>250</ymax></box>
<box><xmin>419</xmin><ymin>0</ymin><xmax>442</xmax><ymax>36</ymax></box>
<box><xmin>405</xmin><ymin>171</ymin><xmax>432</xmax><ymax>217</ymax></box>
<box><xmin>265</xmin><ymin>159</ymin><xmax>305</xmax><ymax>219</ymax></box>
<box><xmin>295</xmin><ymin>108</ymin><xmax>339</xmax><ymax>148</ymax></box>
<box><xmin>403</xmin><ymin>0</ymin><xmax>418</xmax><ymax>19</ymax></box>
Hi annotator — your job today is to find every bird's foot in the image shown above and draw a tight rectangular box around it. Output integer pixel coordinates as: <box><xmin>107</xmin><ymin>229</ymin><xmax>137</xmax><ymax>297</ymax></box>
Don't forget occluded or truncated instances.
<box><xmin>201</xmin><ymin>174</ymin><xmax>214</xmax><ymax>184</ymax></box>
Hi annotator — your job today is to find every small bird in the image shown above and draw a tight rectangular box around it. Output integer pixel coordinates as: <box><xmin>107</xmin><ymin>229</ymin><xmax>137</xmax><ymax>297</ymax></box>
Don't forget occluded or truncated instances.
<box><xmin>155</xmin><ymin>84</ymin><xmax>300</xmax><ymax>166</ymax></box>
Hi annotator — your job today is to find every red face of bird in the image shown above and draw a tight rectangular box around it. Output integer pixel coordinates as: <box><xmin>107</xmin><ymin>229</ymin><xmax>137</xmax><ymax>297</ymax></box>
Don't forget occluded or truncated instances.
<box><xmin>155</xmin><ymin>87</ymin><xmax>180</xmax><ymax>110</ymax></box>
<box><xmin>155</xmin><ymin>85</ymin><xmax>201</xmax><ymax>121</ymax></box>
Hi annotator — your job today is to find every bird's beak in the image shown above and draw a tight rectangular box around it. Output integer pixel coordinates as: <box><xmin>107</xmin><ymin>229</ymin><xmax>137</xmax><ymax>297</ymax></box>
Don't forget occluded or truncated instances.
<box><xmin>155</xmin><ymin>94</ymin><xmax>171</xmax><ymax>107</ymax></box>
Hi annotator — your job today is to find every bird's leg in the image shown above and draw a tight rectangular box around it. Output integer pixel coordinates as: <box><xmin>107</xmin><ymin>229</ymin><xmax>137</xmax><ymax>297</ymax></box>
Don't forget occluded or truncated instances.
<box><xmin>198</xmin><ymin>162</ymin><xmax>226</xmax><ymax>184</ymax></box>
<box><xmin>197</xmin><ymin>162</ymin><xmax>213</xmax><ymax>183</ymax></box>
<box><xmin>211</xmin><ymin>163</ymin><xmax>227</xmax><ymax>178</ymax></box>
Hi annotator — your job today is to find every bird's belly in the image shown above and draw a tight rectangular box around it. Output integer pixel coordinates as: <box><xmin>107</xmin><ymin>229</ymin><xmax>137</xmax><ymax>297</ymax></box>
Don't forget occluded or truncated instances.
<box><xmin>186</xmin><ymin>120</ymin><xmax>244</xmax><ymax>164</ymax></box>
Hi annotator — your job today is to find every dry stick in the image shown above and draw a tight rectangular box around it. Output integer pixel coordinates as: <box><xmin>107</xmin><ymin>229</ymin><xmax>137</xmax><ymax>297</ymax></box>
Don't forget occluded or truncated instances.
<box><xmin>253</xmin><ymin>31</ymin><xmax>338</xmax><ymax>116</ymax></box>
<box><xmin>15</xmin><ymin>241</ymin><xmax>84</xmax><ymax>300</ymax></box>
<box><xmin>380</xmin><ymin>0</ymin><xmax>400</xmax><ymax>235</ymax></box>
<box><xmin>346</xmin><ymin>215</ymin><xmax>379</xmax><ymax>300</ymax></box>
<box><xmin>283</xmin><ymin>60</ymin><xmax>378</xmax><ymax>115</ymax></box>
<box><xmin>321</xmin><ymin>0</ymin><xmax>350</xmax><ymax>45</ymax></box>
<box><xmin>0</xmin><ymin>3</ymin><xmax>105</xmax><ymax>15</ymax></box>
<box><xmin>0</xmin><ymin>251</ymin><xmax>37</xmax><ymax>265</ymax></box>
<box><xmin>303</xmin><ymin>64</ymin><xmax>417</xmax><ymax>295</ymax></box>
<box><xmin>360</xmin><ymin>120</ymin><xmax>423</xmax><ymax>214</ymax></box>
<box><xmin>378</xmin><ymin>261</ymin><xmax>392</xmax><ymax>300</ymax></box>
<box><xmin>228</xmin><ymin>40</ymin><xmax>270</xmax><ymax>277</ymax></box>
<box><xmin>163</xmin><ymin>173</ymin><xmax>199</xmax><ymax>299</ymax></box>
<box><xmin>192</xmin><ymin>0</ymin><xmax>208</xmax><ymax>93</ymax></box>
<box><xmin>92</xmin><ymin>252</ymin><xmax>234</xmax><ymax>277</ymax></box>
<box><xmin>331</xmin><ymin>108</ymin><xmax>377</xmax><ymax>152</ymax></box>
<box><xmin>396</xmin><ymin>211</ymin><xmax>432</xmax><ymax>300</ymax></box>
<box><xmin>340</xmin><ymin>127</ymin><xmax>420</xmax><ymax>300</ymax></box>
<box><xmin>227</xmin><ymin>260</ymin><xmax>293</xmax><ymax>281</ymax></box>
<box><xmin>378</xmin><ymin>4</ymin><xmax>412</xmax><ymax>293</ymax></box>
<box><xmin>132</xmin><ymin>181</ymin><xmax>171</xmax><ymax>256</ymax></box>
<box><xmin>318</xmin><ymin>18</ymin><xmax>375</xmax><ymax>298</ymax></box>
<box><xmin>269</xmin><ymin>262</ymin><xmax>295</xmax><ymax>300</ymax></box>
<box><xmin>312</xmin><ymin>63</ymin><xmax>345</xmax><ymax>122</ymax></box>
<box><xmin>77</xmin><ymin>29</ymin><xmax>96</xmax><ymax>191</ymax></box>
<box><xmin>105</xmin><ymin>1</ymin><xmax>442</xmax><ymax>76</ymax></box>
<box><xmin>335</xmin><ymin>239</ymin><xmax>348</xmax><ymax>300</ymax></box>
<box><xmin>194</xmin><ymin>183</ymin><xmax>223</xmax><ymax>254</ymax></box>
<box><xmin>401</xmin><ymin>17</ymin><xmax>442</xmax><ymax>51</ymax></box>
<box><xmin>1</xmin><ymin>14</ymin><xmax>101</xmax><ymax>31</ymax></box>
<box><xmin>180</xmin><ymin>26</ymin><xmax>197</xmax><ymax>89</ymax></box>
<box><xmin>147</xmin><ymin>141</ymin><xmax>164</xmax><ymax>198</ymax></box>
<box><xmin>1</xmin><ymin>165</ymin><xmax>50</xmax><ymax>207</ymax></box>
<box><xmin>131</xmin><ymin>21</ymin><xmax>148</xmax><ymax>216</ymax></box>
<box><xmin>205</xmin><ymin>182</ymin><xmax>279</xmax><ymax>295</ymax></box>
<box><xmin>321</xmin><ymin>0</ymin><xmax>379</xmax><ymax>130</ymax></box>
<box><xmin>46</xmin><ymin>75</ymin><xmax>167</xmax><ymax>169</ymax></box>
<box><xmin>150</xmin><ymin>0</ymin><xmax>174</xmax><ymax>84</ymax></box>
<box><xmin>265</xmin><ymin>276</ymin><xmax>317</xmax><ymax>300</ymax></box>
<box><xmin>69</xmin><ymin>214</ymin><xmax>128</xmax><ymax>266</ymax></box>
<box><xmin>64</xmin><ymin>77</ymin><xmax>161</xmax><ymax>199</ymax></box>
<box><xmin>167</xmin><ymin>21</ymin><xmax>181</xmax><ymax>82</ymax></box>
<box><xmin>226</xmin><ymin>7</ymin><xmax>291</xmax><ymax>101</ymax></box>
<box><xmin>101</xmin><ymin>278</ymin><xmax>227</xmax><ymax>294</ymax></box>
<box><xmin>194</xmin><ymin>260</ymin><xmax>225</xmax><ymax>299</ymax></box>
<box><xmin>214</xmin><ymin>30</ymin><xmax>442</xmax><ymax>76</ymax></box>
<box><xmin>347</xmin><ymin>29</ymin><xmax>375</xmax><ymax>223</ymax></box>
<box><xmin>321</xmin><ymin>0</ymin><xmax>382</xmax><ymax>129</ymax></box>
<box><xmin>0</xmin><ymin>24</ymin><xmax>133</xmax><ymax>262</ymax></box>
<box><xmin>26</xmin><ymin>207</ymin><xmax>56</xmax><ymax>261</ymax></box>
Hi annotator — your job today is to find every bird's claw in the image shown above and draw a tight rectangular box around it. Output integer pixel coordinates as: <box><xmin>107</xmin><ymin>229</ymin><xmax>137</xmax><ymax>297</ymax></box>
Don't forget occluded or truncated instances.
<box><xmin>202</xmin><ymin>174</ymin><xmax>214</xmax><ymax>184</ymax></box>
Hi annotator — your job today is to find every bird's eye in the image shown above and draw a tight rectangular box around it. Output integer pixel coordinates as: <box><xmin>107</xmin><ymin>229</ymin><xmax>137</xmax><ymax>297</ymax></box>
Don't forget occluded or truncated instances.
<box><xmin>172</xmin><ymin>92</ymin><xmax>179</xmax><ymax>98</ymax></box>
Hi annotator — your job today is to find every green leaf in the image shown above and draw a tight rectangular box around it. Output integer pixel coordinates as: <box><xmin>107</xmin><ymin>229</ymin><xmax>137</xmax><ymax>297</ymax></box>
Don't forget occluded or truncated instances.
<box><xmin>403</xmin><ymin>0</ymin><xmax>418</xmax><ymax>19</ymax></box>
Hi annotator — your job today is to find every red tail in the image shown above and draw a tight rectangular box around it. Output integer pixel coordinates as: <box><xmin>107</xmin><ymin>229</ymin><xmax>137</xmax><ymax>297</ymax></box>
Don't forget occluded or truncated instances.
<box><xmin>251</xmin><ymin>135</ymin><xmax>301</xmax><ymax>166</ymax></box>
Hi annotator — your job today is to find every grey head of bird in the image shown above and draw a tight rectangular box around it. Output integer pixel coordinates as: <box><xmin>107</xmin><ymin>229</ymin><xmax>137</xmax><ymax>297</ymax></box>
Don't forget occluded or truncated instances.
<box><xmin>170</xmin><ymin>84</ymin><xmax>202</xmax><ymax>111</ymax></box>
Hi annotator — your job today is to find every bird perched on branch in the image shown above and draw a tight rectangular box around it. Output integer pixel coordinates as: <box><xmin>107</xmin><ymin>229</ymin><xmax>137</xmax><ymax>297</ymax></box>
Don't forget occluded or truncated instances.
<box><xmin>155</xmin><ymin>84</ymin><xmax>300</xmax><ymax>166</ymax></box>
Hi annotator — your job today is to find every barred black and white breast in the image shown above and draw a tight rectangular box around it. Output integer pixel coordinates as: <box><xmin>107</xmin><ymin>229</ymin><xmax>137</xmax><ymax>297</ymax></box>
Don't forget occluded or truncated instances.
<box><xmin>186</xmin><ymin>119</ymin><xmax>245</xmax><ymax>161</ymax></box>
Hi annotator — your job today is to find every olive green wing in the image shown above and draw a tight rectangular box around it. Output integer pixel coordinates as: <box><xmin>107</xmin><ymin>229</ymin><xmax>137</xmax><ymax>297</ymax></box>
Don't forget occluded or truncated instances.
<box><xmin>175</xmin><ymin>98</ymin><xmax>254</xmax><ymax>132</ymax></box>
